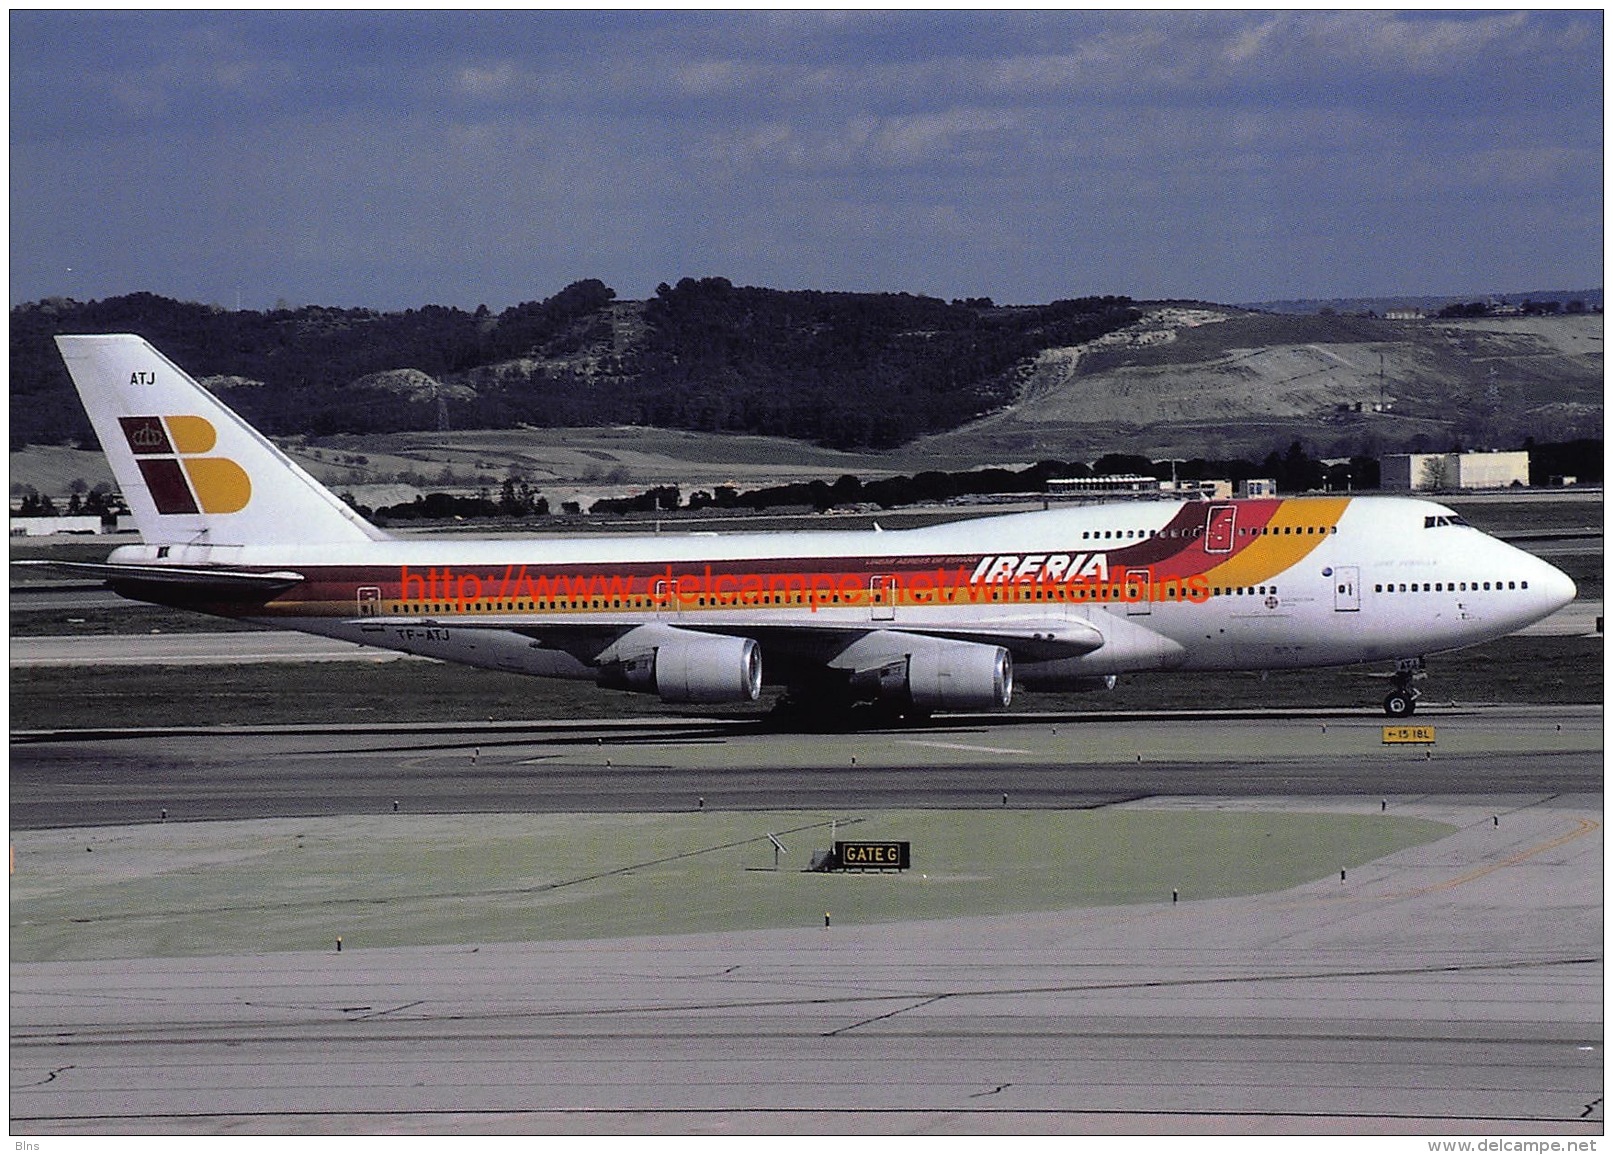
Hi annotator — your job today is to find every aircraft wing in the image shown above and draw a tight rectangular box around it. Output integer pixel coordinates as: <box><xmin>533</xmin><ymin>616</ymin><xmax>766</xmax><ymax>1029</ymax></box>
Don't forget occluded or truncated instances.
<box><xmin>353</xmin><ymin>613</ymin><xmax>1106</xmax><ymax>664</ymax></box>
<box><xmin>886</xmin><ymin>617</ymin><xmax>1105</xmax><ymax>661</ymax></box>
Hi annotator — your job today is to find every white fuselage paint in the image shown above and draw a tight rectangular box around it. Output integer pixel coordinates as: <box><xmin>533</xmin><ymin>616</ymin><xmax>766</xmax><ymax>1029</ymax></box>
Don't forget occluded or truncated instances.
<box><xmin>113</xmin><ymin>494</ymin><xmax>1576</xmax><ymax>684</ymax></box>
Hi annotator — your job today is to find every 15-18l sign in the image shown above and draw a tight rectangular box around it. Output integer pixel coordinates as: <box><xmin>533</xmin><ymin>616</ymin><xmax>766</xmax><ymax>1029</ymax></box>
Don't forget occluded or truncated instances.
<box><xmin>836</xmin><ymin>841</ymin><xmax>911</xmax><ymax>870</ymax></box>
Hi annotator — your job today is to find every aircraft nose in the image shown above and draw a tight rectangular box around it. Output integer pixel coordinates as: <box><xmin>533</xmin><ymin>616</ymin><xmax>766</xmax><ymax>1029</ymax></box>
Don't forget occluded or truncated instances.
<box><xmin>1537</xmin><ymin>559</ymin><xmax>1577</xmax><ymax>611</ymax></box>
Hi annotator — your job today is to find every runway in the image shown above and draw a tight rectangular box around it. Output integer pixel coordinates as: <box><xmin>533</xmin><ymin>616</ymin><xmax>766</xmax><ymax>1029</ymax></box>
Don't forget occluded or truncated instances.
<box><xmin>7</xmin><ymin>705</ymin><xmax>1604</xmax><ymax>1135</ymax></box>
<box><xmin>10</xmin><ymin>705</ymin><xmax>1602</xmax><ymax>828</ymax></box>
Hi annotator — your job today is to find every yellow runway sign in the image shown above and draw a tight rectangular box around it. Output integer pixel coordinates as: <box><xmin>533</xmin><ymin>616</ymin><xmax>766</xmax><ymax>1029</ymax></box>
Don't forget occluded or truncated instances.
<box><xmin>1382</xmin><ymin>724</ymin><xmax>1436</xmax><ymax>745</ymax></box>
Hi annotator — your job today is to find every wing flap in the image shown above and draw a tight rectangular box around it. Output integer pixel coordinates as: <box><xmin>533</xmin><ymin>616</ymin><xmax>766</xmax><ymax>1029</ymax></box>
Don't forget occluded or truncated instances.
<box><xmin>351</xmin><ymin>613</ymin><xmax>1105</xmax><ymax>662</ymax></box>
<box><xmin>897</xmin><ymin>618</ymin><xmax>1105</xmax><ymax>660</ymax></box>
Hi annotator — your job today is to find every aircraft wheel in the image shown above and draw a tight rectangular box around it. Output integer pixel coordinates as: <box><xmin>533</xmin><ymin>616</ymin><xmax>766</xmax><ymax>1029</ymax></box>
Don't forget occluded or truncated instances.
<box><xmin>1383</xmin><ymin>690</ymin><xmax>1416</xmax><ymax>718</ymax></box>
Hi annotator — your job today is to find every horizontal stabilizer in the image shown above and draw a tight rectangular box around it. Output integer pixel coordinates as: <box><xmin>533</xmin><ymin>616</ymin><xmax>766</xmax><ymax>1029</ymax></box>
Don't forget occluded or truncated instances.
<box><xmin>18</xmin><ymin>560</ymin><xmax>304</xmax><ymax>595</ymax></box>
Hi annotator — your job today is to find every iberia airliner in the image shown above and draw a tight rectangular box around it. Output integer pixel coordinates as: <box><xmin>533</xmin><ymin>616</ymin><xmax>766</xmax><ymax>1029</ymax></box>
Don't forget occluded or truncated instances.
<box><xmin>41</xmin><ymin>334</ymin><xmax>1576</xmax><ymax>719</ymax></box>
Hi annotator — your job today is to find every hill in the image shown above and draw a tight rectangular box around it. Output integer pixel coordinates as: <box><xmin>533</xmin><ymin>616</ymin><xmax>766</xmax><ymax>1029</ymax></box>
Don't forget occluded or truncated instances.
<box><xmin>910</xmin><ymin>305</ymin><xmax>1602</xmax><ymax>463</ymax></box>
<box><xmin>9</xmin><ymin>285</ymin><xmax>1601</xmax><ymax>469</ymax></box>
<box><xmin>8</xmin><ymin>283</ymin><xmax>1139</xmax><ymax>452</ymax></box>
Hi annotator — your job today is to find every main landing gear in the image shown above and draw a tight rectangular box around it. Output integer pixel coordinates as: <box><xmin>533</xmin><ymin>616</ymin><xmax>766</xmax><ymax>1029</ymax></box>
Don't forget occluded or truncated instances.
<box><xmin>1383</xmin><ymin>657</ymin><xmax>1425</xmax><ymax>717</ymax></box>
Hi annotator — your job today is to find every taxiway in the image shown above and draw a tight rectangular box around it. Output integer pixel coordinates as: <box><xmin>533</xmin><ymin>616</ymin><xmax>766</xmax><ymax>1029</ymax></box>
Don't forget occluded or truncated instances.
<box><xmin>8</xmin><ymin>706</ymin><xmax>1603</xmax><ymax>1135</ymax></box>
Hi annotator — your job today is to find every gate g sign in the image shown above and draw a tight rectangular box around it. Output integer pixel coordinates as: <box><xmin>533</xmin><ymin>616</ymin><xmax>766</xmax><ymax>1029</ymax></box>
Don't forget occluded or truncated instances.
<box><xmin>836</xmin><ymin>841</ymin><xmax>910</xmax><ymax>870</ymax></box>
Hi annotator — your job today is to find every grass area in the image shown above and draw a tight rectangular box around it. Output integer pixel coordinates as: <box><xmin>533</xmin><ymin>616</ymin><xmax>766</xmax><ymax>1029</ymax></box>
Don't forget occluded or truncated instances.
<box><xmin>9</xmin><ymin>808</ymin><xmax>1454</xmax><ymax>962</ymax></box>
<box><xmin>1446</xmin><ymin>493</ymin><xmax>1602</xmax><ymax>536</ymax></box>
<box><xmin>9</xmin><ymin>634</ymin><xmax>1600</xmax><ymax>732</ymax></box>
<box><xmin>10</xmin><ymin>602</ymin><xmax>265</xmax><ymax>636</ymax></box>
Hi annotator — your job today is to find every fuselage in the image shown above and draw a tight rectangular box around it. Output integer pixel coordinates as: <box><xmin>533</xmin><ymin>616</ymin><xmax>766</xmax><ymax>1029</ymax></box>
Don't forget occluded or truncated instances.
<box><xmin>108</xmin><ymin>494</ymin><xmax>1577</xmax><ymax>688</ymax></box>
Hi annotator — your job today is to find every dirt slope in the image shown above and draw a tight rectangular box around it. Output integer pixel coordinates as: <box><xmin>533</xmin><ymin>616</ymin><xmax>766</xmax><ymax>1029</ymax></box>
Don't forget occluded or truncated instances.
<box><xmin>912</xmin><ymin>307</ymin><xmax>1601</xmax><ymax>464</ymax></box>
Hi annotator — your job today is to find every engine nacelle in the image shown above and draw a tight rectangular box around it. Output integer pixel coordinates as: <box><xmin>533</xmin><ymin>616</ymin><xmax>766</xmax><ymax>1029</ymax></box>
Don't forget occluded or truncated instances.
<box><xmin>598</xmin><ymin>631</ymin><xmax>762</xmax><ymax>704</ymax></box>
<box><xmin>908</xmin><ymin>639</ymin><xmax>1013</xmax><ymax>710</ymax></box>
<box><xmin>847</xmin><ymin>635</ymin><xmax>1012</xmax><ymax>711</ymax></box>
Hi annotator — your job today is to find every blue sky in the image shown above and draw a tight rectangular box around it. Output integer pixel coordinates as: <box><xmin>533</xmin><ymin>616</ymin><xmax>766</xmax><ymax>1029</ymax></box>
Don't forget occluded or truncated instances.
<box><xmin>10</xmin><ymin>10</ymin><xmax>1603</xmax><ymax>311</ymax></box>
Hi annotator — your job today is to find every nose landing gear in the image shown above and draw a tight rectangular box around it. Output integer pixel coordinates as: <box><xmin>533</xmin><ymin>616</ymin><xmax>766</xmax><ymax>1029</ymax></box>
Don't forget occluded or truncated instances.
<box><xmin>1383</xmin><ymin>657</ymin><xmax>1425</xmax><ymax>717</ymax></box>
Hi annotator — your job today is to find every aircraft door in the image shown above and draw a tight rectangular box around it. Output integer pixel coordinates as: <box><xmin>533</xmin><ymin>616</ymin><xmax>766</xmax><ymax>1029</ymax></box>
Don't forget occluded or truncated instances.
<box><xmin>654</xmin><ymin>577</ymin><xmax>680</xmax><ymax>616</ymax></box>
<box><xmin>1124</xmin><ymin>568</ymin><xmax>1152</xmax><ymax>615</ymax></box>
<box><xmin>1332</xmin><ymin>566</ymin><xmax>1360</xmax><ymax>612</ymax></box>
<box><xmin>1204</xmin><ymin>505</ymin><xmax>1237</xmax><ymax>553</ymax></box>
<box><xmin>357</xmin><ymin>586</ymin><xmax>381</xmax><ymax>616</ymax></box>
<box><xmin>870</xmin><ymin>574</ymin><xmax>898</xmax><ymax>621</ymax></box>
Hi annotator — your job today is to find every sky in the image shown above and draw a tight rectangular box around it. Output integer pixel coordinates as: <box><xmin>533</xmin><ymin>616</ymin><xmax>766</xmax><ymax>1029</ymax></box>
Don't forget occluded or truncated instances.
<box><xmin>9</xmin><ymin>9</ymin><xmax>1604</xmax><ymax>312</ymax></box>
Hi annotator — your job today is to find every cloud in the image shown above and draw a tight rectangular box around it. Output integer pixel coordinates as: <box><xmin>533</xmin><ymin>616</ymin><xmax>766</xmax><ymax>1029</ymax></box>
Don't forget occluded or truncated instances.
<box><xmin>10</xmin><ymin>10</ymin><xmax>1602</xmax><ymax>308</ymax></box>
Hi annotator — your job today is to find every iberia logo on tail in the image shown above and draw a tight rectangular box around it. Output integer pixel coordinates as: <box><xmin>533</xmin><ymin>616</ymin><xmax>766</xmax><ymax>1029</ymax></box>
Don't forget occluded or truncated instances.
<box><xmin>118</xmin><ymin>415</ymin><xmax>251</xmax><ymax>514</ymax></box>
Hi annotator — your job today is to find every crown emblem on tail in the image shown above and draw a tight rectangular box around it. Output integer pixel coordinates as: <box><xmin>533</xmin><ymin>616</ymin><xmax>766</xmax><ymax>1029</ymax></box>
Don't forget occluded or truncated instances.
<box><xmin>118</xmin><ymin>415</ymin><xmax>250</xmax><ymax>514</ymax></box>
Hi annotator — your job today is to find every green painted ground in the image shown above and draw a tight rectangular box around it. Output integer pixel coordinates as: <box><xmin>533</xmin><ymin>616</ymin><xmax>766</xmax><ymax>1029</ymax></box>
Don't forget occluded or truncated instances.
<box><xmin>10</xmin><ymin>808</ymin><xmax>1453</xmax><ymax>962</ymax></box>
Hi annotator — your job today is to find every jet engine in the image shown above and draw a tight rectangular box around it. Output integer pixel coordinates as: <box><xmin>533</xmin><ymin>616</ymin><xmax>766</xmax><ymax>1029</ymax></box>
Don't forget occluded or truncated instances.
<box><xmin>597</xmin><ymin>629</ymin><xmax>762</xmax><ymax>704</ymax></box>
<box><xmin>845</xmin><ymin>634</ymin><xmax>1013</xmax><ymax>711</ymax></box>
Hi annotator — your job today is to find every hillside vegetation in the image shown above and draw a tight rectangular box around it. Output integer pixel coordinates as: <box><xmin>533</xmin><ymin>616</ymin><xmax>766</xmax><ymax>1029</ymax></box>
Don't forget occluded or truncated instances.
<box><xmin>10</xmin><ymin>284</ymin><xmax>1600</xmax><ymax>466</ymax></box>
<box><xmin>10</xmin><ymin>282</ymin><xmax>1137</xmax><ymax>452</ymax></box>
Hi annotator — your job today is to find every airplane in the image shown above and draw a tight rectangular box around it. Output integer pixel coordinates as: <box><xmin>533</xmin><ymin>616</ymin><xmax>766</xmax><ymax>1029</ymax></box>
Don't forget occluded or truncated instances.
<box><xmin>36</xmin><ymin>333</ymin><xmax>1577</xmax><ymax>721</ymax></box>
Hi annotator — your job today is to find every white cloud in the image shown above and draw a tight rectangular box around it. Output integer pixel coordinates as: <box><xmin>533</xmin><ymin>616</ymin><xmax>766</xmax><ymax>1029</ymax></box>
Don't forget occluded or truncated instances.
<box><xmin>10</xmin><ymin>10</ymin><xmax>1602</xmax><ymax>308</ymax></box>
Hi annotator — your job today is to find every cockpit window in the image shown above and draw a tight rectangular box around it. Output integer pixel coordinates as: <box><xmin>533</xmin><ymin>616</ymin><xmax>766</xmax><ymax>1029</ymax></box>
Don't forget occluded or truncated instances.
<box><xmin>1423</xmin><ymin>514</ymin><xmax>1470</xmax><ymax>528</ymax></box>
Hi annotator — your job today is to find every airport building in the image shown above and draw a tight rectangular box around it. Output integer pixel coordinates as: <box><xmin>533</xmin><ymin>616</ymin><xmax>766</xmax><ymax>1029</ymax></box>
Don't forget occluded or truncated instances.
<box><xmin>1046</xmin><ymin>474</ymin><xmax>1161</xmax><ymax>496</ymax></box>
<box><xmin>1162</xmin><ymin>478</ymin><xmax>1232</xmax><ymax>500</ymax></box>
<box><xmin>9</xmin><ymin>513</ymin><xmax>135</xmax><ymax>536</ymax></box>
<box><xmin>1381</xmin><ymin>450</ymin><xmax>1530</xmax><ymax>491</ymax></box>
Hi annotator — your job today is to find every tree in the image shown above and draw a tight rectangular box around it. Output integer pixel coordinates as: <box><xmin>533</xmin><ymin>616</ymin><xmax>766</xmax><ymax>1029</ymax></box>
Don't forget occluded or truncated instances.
<box><xmin>1419</xmin><ymin>456</ymin><xmax>1452</xmax><ymax>490</ymax></box>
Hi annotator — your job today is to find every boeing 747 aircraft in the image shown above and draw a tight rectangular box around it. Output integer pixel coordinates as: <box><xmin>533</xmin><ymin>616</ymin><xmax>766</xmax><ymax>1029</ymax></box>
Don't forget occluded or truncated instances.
<box><xmin>40</xmin><ymin>334</ymin><xmax>1577</xmax><ymax>719</ymax></box>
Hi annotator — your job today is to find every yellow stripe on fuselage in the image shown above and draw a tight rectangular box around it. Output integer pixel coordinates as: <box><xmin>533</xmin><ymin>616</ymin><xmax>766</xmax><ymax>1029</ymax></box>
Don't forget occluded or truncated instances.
<box><xmin>1199</xmin><ymin>497</ymin><xmax>1349</xmax><ymax>590</ymax></box>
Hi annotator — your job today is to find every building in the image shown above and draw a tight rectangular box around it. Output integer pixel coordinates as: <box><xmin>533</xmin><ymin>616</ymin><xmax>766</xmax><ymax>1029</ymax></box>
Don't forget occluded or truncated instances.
<box><xmin>1381</xmin><ymin>451</ymin><xmax>1529</xmax><ymax>491</ymax></box>
<box><xmin>11</xmin><ymin>514</ymin><xmax>102</xmax><ymax>536</ymax></box>
<box><xmin>1237</xmin><ymin>478</ymin><xmax>1277</xmax><ymax>498</ymax></box>
<box><xmin>1047</xmin><ymin>475</ymin><xmax>1160</xmax><ymax>496</ymax></box>
<box><xmin>1160</xmin><ymin>479</ymin><xmax>1233</xmax><ymax>500</ymax></box>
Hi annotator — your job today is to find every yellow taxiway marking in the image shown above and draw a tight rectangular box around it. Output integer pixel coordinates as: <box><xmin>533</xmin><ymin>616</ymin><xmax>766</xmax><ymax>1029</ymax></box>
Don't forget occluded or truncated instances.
<box><xmin>1405</xmin><ymin>817</ymin><xmax>1601</xmax><ymax>898</ymax></box>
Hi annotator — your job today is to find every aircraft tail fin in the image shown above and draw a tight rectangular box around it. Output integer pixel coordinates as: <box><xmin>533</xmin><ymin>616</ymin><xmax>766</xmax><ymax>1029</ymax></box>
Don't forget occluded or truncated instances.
<box><xmin>54</xmin><ymin>334</ymin><xmax>388</xmax><ymax>546</ymax></box>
